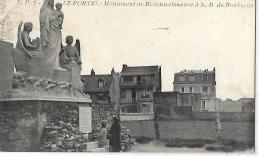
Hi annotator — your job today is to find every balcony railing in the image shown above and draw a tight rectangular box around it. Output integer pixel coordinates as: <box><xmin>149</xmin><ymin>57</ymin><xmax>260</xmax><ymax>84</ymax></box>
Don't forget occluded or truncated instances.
<box><xmin>120</xmin><ymin>81</ymin><xmax>154</xmax><ymax>87</ymax></box>
<box><xmin>120</xmin><ymin>98</ymin><xmax>137</xmax><ymax>104</ymax></box>
<box><xmin>120</xmin><ymin>112</ymin><xmax>154</xmax><ymax>121</ymax></box>
<box><xmin>138</xmin><ymin>97</ymin><xmax>153</xmax><ymax>102</ymax></box>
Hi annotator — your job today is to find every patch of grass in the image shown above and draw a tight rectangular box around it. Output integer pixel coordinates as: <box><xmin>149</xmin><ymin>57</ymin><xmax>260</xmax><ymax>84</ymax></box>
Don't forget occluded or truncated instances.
<box><xmin>135</xmin><ymin>136</ymin><xmax>153</xmax><ymax>144</ymax></box>
<box><xmin>219</xmin><ymin>138</ymin><xmax>254</xmax><ymax>151</ymax></box>
<box><xmin>206</xmin><ymin>145</ymin><xmax>234</xmax><ymax>152</ymax></box>
<box><xmin>164</xmin><ymin>138</ymin><xmax>215</xmax><ymax>148</ymax></box>
<box><xmin>163</xmin><ymin>138</ymin><xmax>254</xmax><ymax>152</ymax></box>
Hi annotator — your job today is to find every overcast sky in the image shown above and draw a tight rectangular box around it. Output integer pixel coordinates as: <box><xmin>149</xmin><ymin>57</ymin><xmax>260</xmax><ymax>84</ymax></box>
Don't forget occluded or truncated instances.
<box><xmin>3</xmin><ymin>0</ymin><xmax>255</xmax><ymax>100</ymax></box>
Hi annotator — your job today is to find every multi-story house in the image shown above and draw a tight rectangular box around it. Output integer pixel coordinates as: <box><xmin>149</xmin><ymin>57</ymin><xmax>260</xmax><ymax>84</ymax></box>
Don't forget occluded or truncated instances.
<box><xmin>119</xmin><ymin>64</ymin><xmax>161</xmax><ymax>115</ymax></box>
<box><xmin>173</xmin><ymin>68</ymin><xmax>217</xmax><ymax>112</ymax></box>
<box><xmin>81</xmin><ymin>68</ymin><xmax>120</xmax><ymax>111</ymax></box>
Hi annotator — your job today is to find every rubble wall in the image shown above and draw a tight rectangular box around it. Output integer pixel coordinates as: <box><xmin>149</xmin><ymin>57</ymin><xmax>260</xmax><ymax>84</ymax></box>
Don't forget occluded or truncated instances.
<box><xmin>0</xmin><ymin>100</ymin><xmax>90</xmax><ymax>151</ymax></box>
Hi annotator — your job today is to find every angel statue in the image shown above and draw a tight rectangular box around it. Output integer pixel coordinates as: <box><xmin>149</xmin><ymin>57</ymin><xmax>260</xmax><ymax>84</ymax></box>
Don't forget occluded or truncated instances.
<box><xmin>60</xmin><ymin>35</ymin><xmax>82</xmax><ymax>69</ymax></box>
<box><xmin>12</xmin><ymin>22</ymin><xmax>44</xmax><ymax>75</ymax></box>
<box><xmin>16</xmin><ymin>22</ymin><xmax>42</xmax><ymax>58</ymax></box>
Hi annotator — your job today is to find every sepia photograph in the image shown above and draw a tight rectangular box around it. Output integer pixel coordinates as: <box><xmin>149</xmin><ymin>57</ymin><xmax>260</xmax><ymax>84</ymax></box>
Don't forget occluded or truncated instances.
<box><xmin>0</xmin><ymin>0</ymin><xmax>255</xmax><ymax>153</ymax></box>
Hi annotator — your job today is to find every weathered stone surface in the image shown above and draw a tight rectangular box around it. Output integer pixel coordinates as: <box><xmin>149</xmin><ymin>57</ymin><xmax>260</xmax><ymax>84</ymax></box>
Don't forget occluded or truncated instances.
<box><xmin>0</xmin><ymin>72</ymin><xmax>91</xmax><ymax>102</ymax></box>
<box><xmin>0</xmin><ymin>40</ymin><xmax>14</xmax><ymax>95</ymax></box>
<box><xmin>0</xmin><ymin>100</ymin><xmax>91</xmax><ymax>152</ymax></box>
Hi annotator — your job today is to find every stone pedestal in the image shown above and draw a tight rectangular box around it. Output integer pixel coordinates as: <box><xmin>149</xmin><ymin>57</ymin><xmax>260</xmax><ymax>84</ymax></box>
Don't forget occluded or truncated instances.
<box><xmin>0</xmin><ymin>41</ymin><xmax>14</xmax><ymax>95</ymax></box>
<box><xmin>0</xmin><ymin>98</ymin><xmax>91</xmax><ymax>152</ymax></box>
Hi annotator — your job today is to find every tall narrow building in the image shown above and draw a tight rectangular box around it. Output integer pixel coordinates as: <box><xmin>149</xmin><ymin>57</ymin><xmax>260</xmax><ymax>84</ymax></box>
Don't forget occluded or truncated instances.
<box><xmin>119</xmin><ymin>64</ymin><xmax>161</xmax><ymax>114</ymax></box>
<box><xmin>173</xmin><ymin>68</ymin><xmax>217</xmax><ymax>111</ymax></box>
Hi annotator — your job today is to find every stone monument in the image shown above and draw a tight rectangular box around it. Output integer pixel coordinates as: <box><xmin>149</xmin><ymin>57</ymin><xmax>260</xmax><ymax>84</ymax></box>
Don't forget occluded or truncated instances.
<box><xmin>0</xmin><ymin>0</ymin><xmax>92</xmax><ymax>151</ymax></box>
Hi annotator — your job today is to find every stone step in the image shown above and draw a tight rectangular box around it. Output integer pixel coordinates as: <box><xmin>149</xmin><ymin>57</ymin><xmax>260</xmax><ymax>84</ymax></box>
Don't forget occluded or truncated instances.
<box><xmin>82</xmin><ymin>140</ymin><xmax>110</xmax><ymax>151</ymax></box>
<box><xmin>83</xmin><ymin>147</ymin><xmax>107</xmax><ymax>152</ymax></box>
<box><xmin>82</xmin><ymin>141</ymin><xmax>98</xmax><ymax>150</ymax></box>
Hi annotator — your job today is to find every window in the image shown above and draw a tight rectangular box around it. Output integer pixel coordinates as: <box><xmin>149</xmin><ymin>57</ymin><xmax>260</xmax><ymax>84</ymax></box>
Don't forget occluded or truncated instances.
<box><xmin>120</xmin><ymin>91</ymin><xmax>126</xmax><ymax>98</ymax></box>
<box><xmin>181</xmin><ymin>87</ymin><xmax>185</xmax><ymax>93</ymax></box>
<box><xmin>97</xmin><ymin>94</ymin><xmax>106</xmax><ymax>101</ymax></box>
<box><xmin>202</xmin><ymin>101</ymin><xmax>206</xmax><ymax>109</ymax></box>
<box><xmin>188</xmin><ymin>75</ymin><xmax>195</xmax><ymax>81</ymax></box>
<box><xmin>179</xmin><ymin>76</ymin><xmax>185</xmax><ymax>81</ymax></box>
<box><xmin>140</xmin><ymin>90</ymin><xmax>150</xmax><ymax>98</ymax></box>
<box><xmin>98</xmin><ymin>79</ymin><xmax>104</xmax><ymax>88</ymax></box>
<box><xmin>189</xmin><ymin>87</ymin><xmax>193</xmax><ymax>93</ymax></box>
<box><xmin>141</xmin><ymin>76</ymin><xmax>152</xmax><ymax>82</ymax></box>
<box><xmin>98</xmin><ymin>82</ymin><xmax>104</xmax><ymax>88</ymax></box>
<box><xmin>123</xmin><ymin>76</ymin><xmax>134</xmax><ymax>81</ymax></box>
<box><xmin>127</xmin><ymin>106</ymin><xmax>137</xmax><ymax>113</ymax></box>
<box><xmin>202</xmin><ymin>74</ymin><xmax>208</xmax><ymax>81</ymax></box>
<box><xmin>203</xmin><ymin>87</ymin><xmax>208</xmax><ymax>94</ymax></box>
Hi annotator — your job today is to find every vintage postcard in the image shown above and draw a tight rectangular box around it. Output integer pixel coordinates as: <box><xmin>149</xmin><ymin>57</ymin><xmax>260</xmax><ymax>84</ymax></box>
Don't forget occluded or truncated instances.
<box><xmin>0</xmin><ymin>0</ymin><xmax>255</xmax><ymax>153</ymax></box>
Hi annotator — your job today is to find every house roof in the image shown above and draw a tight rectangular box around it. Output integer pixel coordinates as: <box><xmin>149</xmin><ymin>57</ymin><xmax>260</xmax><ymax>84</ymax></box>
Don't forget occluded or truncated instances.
<box><xmin>121</xmin><ymin>65</ymin><xmax>160</xmax><ymax>76</ymax></box>
<box><xmin>176</xmin><ymin>70</ymin><xmax>215</xmax><ymax>74</ymax></box>
<box><xmin>81</xmin><ymin>74</ymin><xmax>112</xmax><ymax>92</ymax></box>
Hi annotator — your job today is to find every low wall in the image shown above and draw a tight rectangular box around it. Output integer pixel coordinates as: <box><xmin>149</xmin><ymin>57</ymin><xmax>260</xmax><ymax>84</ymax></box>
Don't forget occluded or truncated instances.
<box><xmin>193</xmin><ymin>112</ymin><xmax>255</xmax><ymax>122</ymax></box>
<box><xmin>121</xmin><ymin>121</ymin><xmax>155</xmax><ymax>138</ymax></box>
<box><xmin>120</xmin><ymin>113</ymin><xmax>154</xmax><ymax>121</ymax></box>
<box><xmin>121</xmin><ymin>120</ymin><xmax>254</xmax><ymax>143</ymax></box>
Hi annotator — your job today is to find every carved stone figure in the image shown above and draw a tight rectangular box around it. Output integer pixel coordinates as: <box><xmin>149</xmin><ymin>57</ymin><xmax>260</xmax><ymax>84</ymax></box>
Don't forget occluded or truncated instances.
<box><xmin>54</xmin><ymin>2</ymin><xmax>64</xmax><ymax>29</ymax></box>
<box><xmin>12</xmin><ymin>22</ymin><xmax>44</xmax><ymax>76</ymax></box>
<box><xmin>18</xmin><ymin>22</ymin><xmax>42</xmax><ymax>57</ymax></box>
<box><xmin>12</xmin><ymin>0</ymin><xmax>83</xmax><ymax>88</ymax></box>
<box><xmin>40</xmin><ymin>0</ymin><xmax>63</xmax><ymax>70</ymax></box>
<box><xmin>60</xmin><ymin>35</ymin><xmax>82</xmax><ymax>67</ymax></box>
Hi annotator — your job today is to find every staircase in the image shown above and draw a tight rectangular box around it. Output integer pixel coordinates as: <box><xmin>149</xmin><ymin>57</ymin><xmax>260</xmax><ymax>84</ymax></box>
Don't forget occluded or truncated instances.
<box><xmin>82</xmin><ymin>140</ymin><xmax>109</xmax><ymax>152</ymax></box>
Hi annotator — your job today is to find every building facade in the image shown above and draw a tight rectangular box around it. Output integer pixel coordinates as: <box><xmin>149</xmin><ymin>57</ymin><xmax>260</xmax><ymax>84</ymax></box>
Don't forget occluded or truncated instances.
<box><xmin>215</xmin><ymin>98</ymin><xmax>255</xmax><ymax>112</ymax></box>
<box><xmin>119</xmin><ymin>64</ymin><xmax>161</xmax><ymax>114</ymax></box>
<box><xmin>153</xmin><ymin>91</ymin><xmax>201</xmax><ymax>120</ymax></box>
<box><xmin>173</xmin><ymin>68</ymin><xmax>217</xmax><ymax>112</ymax></box>
<box><xmin>81</xmin><ymin>68</ymin><xmax>120</xmax><ymax>111</ymax></box>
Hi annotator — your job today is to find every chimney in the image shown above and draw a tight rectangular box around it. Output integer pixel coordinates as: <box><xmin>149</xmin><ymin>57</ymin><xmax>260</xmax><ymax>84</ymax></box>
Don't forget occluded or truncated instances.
<box><xmin>91</xmin><ymin>69</ymin><xmax>95</xmax><ymax>76</ymax></box>
<box><xmin>213</xmin><ymin>67</ymin><xmax>216</xmax><ymax>72</ymax></box>
<box><xmin>122</xmin><ymin>64</ymin><xmax>127</xmax><ymax>69</ymax></box>
<box><xmin>111</xmin><ymin>67</ymin><xmax>115</xmax><ymax>75</ymax></box>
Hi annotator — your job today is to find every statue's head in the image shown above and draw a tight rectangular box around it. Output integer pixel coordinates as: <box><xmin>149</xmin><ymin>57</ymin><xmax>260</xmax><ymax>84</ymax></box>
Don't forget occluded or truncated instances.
<box><xmin>48</xmin><ymin>0</ymin><xmax>54</xmax><ymax>8</ymax></box>
<box><xmin>66</xmin><ymin>35</ymin><xmax>73</xmax><ymax>45</ymax></box>
<box><xmin>24</xmin><ymin>22</ymin><xmax>33</xmax><ymax>32</ymax></box>
<box><xmin>55</xmin><ymin>2</ymin><xmax>62</xmax><ymax>10</ymax></box>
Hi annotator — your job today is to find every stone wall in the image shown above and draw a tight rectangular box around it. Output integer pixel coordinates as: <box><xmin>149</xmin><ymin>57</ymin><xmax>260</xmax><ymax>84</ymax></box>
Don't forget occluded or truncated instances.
<box><xmin>193</xmin><ymin>112</ymin><xmax>255</xmax><ymax>122</ymax></box>
<box><xmin>0</xmin><ymin>41</ymin><xmax>14</xmax><ymax>95</ymax></box>
<box><xmin>0</xmin><ymin>101</ymin><xmax>42</xmax><ymax>151</ymax></box>
<box><xmin>153</xmin><ymin>92</ymin><xmax>201</xmax><ymax>120</ymax></box>
<box><xmin>0</xmin><ymin>100</ymin><xmax>90</xmax><ymax>151</ymax></box>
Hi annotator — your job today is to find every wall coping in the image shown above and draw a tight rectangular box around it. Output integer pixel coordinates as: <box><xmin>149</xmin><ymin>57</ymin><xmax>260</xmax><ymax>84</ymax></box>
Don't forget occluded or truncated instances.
<box><xmin>0</xmin><ymin>96</ymin><xmax>92</xmax><ymax>103</ymax></box>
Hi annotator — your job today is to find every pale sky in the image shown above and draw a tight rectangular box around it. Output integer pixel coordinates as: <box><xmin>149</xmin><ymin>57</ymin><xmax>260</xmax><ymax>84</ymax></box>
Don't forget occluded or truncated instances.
<box><xmin>2</xmin><ymin>0</ymin><xmax>255</xmax><ymax>100</ymax></box>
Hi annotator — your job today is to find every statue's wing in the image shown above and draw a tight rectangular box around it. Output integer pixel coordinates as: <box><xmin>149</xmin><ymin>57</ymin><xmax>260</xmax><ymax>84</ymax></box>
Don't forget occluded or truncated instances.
<box><xmin>74</xmin><ymin>39</ymin><xmax>81</xmax><ymax>57</ymax></box>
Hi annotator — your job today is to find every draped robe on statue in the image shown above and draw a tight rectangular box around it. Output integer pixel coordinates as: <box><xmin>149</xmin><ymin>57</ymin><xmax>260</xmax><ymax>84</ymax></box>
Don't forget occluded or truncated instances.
<box><xmin>40</xmin><ymin>0</ymin><xmax>62</xmax><ymax>76</ymax></box>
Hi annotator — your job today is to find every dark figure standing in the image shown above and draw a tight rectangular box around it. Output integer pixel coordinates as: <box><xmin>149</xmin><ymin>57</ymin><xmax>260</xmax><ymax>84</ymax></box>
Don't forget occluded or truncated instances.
<box><xmin>109</xmin><ymin>117</ymin><xmax>121</xmax><ymax>152</ymax></box>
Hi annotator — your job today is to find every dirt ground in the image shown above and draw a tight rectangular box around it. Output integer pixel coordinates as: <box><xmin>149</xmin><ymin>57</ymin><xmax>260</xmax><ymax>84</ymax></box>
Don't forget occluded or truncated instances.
<box><xmin>130</xmin><ymin>140</ymin><xmax>254</xmax><ymax>153</ymax></box>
